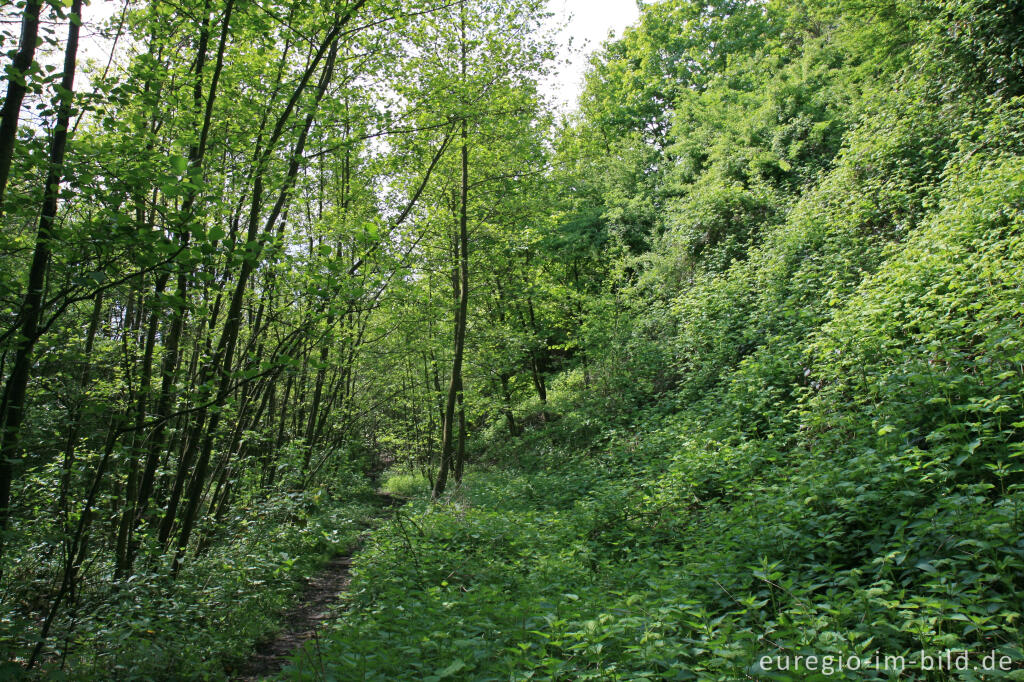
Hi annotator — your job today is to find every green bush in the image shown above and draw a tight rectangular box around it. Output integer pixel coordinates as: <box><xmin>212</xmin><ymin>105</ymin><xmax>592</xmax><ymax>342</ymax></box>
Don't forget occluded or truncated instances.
<box><xmin>381</xmin><ymin>471</ymin><xmax>433</xmax><ymax>498</ymax></box>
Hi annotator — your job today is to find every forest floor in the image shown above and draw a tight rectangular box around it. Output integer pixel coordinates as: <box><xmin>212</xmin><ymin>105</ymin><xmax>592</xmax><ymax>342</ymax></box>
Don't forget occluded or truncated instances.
<box><xmin>228</xmin><ymin>492</ymin><xmax>405</xmax><ymax>680</ymax></box>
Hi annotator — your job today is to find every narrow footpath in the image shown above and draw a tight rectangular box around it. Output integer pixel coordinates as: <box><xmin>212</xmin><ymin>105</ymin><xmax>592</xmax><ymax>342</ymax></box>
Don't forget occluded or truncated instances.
<box><xmin>229</xmin><ymin>493</ymin><xmax>405</xmax><ymax>680</ymax></box>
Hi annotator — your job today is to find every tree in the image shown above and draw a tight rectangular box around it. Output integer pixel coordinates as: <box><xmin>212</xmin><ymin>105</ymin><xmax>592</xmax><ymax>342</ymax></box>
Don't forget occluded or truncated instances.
<box><xmin>0</xmin><ymin>0</ymin><xmax>83</xmax><ymax>563</ymax></box>
<box><xmin>0</xmin><ymin>0</ymin><xmax>44</xmax><ymax>213</ymax></box>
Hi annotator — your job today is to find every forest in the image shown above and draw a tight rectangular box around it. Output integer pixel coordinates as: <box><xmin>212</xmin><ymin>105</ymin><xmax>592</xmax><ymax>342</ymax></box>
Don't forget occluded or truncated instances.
<box><xmin>1</xmin><ymin>0</ymin><xmax>1022</xmax><ymax>678</ymax></box>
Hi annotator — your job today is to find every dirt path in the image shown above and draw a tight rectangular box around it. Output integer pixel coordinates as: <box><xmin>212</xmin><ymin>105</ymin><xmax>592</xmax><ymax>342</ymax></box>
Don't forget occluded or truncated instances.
<box><xmin>229</xmin><ymin>493</ymin><xmax>405</xmax><ymax>680</ymax></box>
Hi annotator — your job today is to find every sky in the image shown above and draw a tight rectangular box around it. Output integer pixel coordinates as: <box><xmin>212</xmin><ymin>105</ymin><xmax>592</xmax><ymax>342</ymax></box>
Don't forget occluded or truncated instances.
<box><xmin>32</xmin><ymin>0</ymin><xmax>642</xmax><ymax>112</ymax></box>
<box><xmin>542</xmin><ymin>0</ymin><xmax>641</xmax><ymax>110</ymax></box>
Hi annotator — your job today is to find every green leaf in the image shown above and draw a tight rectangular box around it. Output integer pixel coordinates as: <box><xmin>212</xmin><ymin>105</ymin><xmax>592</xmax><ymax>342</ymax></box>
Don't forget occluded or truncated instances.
<box><xmin>436</xmin><ymin>659</ymin><xmax>466</xmax><ymax>678</ymax></box>
<box><xmin>170</xmin><ymin>155</ymin><xmax>188</xmax><ymax>174</ymax></box>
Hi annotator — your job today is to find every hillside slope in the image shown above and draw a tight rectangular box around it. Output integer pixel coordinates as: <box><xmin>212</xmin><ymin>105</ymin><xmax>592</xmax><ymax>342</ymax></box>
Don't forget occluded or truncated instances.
<box><xmin>286</xmin><ymin>52</ymin><xmax>1024</xmax><ymax>682</ymax></box>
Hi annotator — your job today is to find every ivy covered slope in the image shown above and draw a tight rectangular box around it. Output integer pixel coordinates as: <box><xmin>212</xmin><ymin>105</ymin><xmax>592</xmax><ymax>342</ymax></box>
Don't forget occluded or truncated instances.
<box><xmin>289</xmin><ymin>0</ymin><xmax>1024</xmax><ymax>680</ymax></box>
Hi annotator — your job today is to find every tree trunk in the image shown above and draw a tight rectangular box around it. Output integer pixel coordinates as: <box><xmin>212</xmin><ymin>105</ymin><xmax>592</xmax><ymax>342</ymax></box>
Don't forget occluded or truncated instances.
<box><xmin>454</xmin><ymin>373</ymin><xmax>467</xmax><ymax>485</ymax></box>
<box><xmin>433</xmin><ymin>111</ymin><xmax>470</xmax><ymax>499</ymax></box>
<box><xmin>500</xmin><ymin>372</ymin><xmax>518</xmax><ymax>437</ymax></box>
<box><xmin>0</xmin><ymin>0</ymin><xmax>83</xmax><ymax>563</ymax></box>
<box><xmin>58</xmin><ymin>292</ymin><xmax>104</xmax><ymax>528</ymax></box>
<box><xmin>174</xmin><ymin>34</ymin><xmax>344</xmax><ymax>567</ymax></box>
<box><xmin>122</xmin><ymin>272</ymin><xmax>168</xmax><ymax>574</ymax></box>
<box><xmin>151</xmin><ymin>0</ymin><xmax>222</xmax><ymax>547</ymax></box>
<box><xmin>0</xmin><ymin>0</ymin><xmax>43</xmax><ymax>212</ymax></box>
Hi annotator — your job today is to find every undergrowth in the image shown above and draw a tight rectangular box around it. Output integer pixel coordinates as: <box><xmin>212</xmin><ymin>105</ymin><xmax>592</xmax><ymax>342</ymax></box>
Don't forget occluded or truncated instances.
<box><xmin>282</xmin><ymin>97</ymin><xmax>1024</xmax><ymax>682</ymax></box>
<box><xmin>6</xmin><ymin>478</ymin><xmax>383</xmax><ymax>680</ymax></box>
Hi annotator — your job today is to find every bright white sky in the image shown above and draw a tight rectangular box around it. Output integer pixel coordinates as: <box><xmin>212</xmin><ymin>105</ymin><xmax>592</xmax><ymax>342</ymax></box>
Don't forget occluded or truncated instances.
<box><xmin>542</xmin><ymin>0</ymin><xmax>641</xmax><ymax>110</ymax></box>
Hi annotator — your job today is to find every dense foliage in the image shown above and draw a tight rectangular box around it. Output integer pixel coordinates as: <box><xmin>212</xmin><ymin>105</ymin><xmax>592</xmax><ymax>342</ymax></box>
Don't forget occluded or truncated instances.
<box><xmin>1</xmin><ymin>0</ymin><xmax>1022</xmax><ymax>678</ymax></box>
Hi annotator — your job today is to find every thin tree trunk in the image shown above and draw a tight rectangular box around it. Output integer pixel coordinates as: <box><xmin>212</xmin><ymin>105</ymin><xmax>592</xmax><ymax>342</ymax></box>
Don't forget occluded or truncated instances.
<box><xmin>174</xmin><ymin>34</ymin><xmax>344</xmax><ymax>568</ymax></box>
<box><xmin>500</xmin><ymin>372</ymin><xmax>517</xmax><ymax>437</ymax></box>
<box><xmin>0</xmin><ymin>0</ymin><xmax>83</xmax><ymax>563</ymax></box>
<box><xmin>149</xmin><ymin>0</ymin><xmax>234</xmax><ymax>549</ymax></box>
<box><xmin>0</xmin><ymin>0</ymin><xmax>43</xmax><ymax>212</ymax></box>
<box><xmin>303</xmin><ymin>329</ymin><xmax>331</xmax><ymax>477</ymax></box>
<box><xmin>121</xmin><ymin>272</ymin><xmax>168</xmax><ymax>574</ymax></box>
<box><xmin>269</xmin><ymin>375</ymin><xmax>294</xmax><ymax>490</ymax></box>
<box><xmin>454</xmin><ymin>373</ymin><xmax>467</xmax><ymax>485</ymax></box>
<box><xmin>28</xmin><ymin>410</ymin><xmax>123</xmax><ymax>669</ymax></box>
<box><xmin>58</xmin><ymin>292</ymin><xmax>104</xmax><ymax>526</ymax></box>
<box><xmin>433</xmin><ymin>114</ymin><xmax>470</xmax><ymax>499</ymax></box>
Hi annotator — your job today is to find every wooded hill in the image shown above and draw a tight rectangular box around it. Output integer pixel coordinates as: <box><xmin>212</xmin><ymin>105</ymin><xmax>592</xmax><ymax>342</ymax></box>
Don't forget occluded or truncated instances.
<box><xmin>1</xmin><ymin>0</ymin><xmax>1022</xmax><ymax>678</ymax></box>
